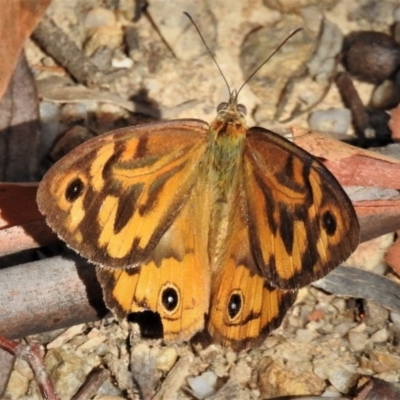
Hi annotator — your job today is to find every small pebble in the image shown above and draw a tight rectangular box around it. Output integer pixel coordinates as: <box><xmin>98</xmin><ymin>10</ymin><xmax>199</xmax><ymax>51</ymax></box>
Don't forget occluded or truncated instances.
<box><xmin>225</xmin><ymin>350</ymin><xmax>237</xmax><ymax>364</ymax></box>
<box><xmin>332</xmin><ymin>298</ymin><xmax>347</xmax><ymax>314</ymax></box>
<box><xmin>84</xmin><ymin>7</ymin><xmax>116</xmax><ymax>31</ymax></box>
<box><xmin>350</xmin><ymin>322</ymin><xmax>367</xmax><ymax>333</ymax></box>
<box><xmin>367</xmin><ymin>350</ymin><xmax>400</xmax><ymax>373</ymax></box>
<box><xmin>187</xmin><ymin>371</ymin><xmax>218</xmax><ymax>399</ymax></box>
<box><xmin>321</xmin><ymin>385</ymin><xmax>342</xmax><ymax>397</ymax></box>
<box><xmin>309</xmin><ymin>108</ymin><xmax>351</xmax><ymax>134</ymax></box>
<box><xmin>333</xmin><ymin>322</ymin><xmax>356</xmax><ymax>337</ymax></box>
<box><xmin>156</xmin><ymin>347</ymin><xmax>178</xmax><ymax>372</ymax></box>
<box><xmin>370</xmin><ymin>328</ymin><xmax>389</xmax><ymax>343</ymax></box>
<box><xmin>77</xmin><ymin>334</ymin><xmax>107</xmax><ymax>351</ymax></box>
<box><xmin>342</xmin><ymin>31</ymin><xmax>400</xmax><ymax>84</ymax></box>
<box><xmin>370</xmin><ymin>79</ymin><xmax>400</xmax><ymax>110</ymax></box>
<box><xmin>60</xmin><ymin>102</ymin><xmax>88</xmax><ymax>122</ymax></box>
<box><xmin>295</xmin><ymin>328</ymin><xmax>319</xmax><ymax>343</ymax></box>
<box><xmin>348</xmin><ymin>331</ymin><xmax>369</xmax><ymax>352</ymax></box>
<box><xmin>394</xmin><ymin>6</ymin><xmax>400</xmax><ymax>22</ymax></box>
<box><xmin>364</xmin><ymin>300</ymin><xmax>390</xmax><ymax>327</ymax></box>
<box><xmin>328</xmin><ymin>368</ymin><xmax>359</xmax><ymax>394</ymax></box>
<box><xmin>111</xmin><ymin>56</ymin><xmax>134</xmax><ymax>69</ymax></box>
<box><xmin>390</xmin><ymin>310</ymin><xmax>400</xmax><ymax>325</ymax></box>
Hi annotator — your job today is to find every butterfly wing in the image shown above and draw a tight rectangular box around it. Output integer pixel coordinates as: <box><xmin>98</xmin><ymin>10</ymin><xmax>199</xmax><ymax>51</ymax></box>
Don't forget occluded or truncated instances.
<box><xmin>96</xmin><ymin>180</ymin><xmax>211</xmax><ymax>341</ymax></box>
<box><xmin>244</xmin><ymin>128</ymin><xmax>360</xmax><ymax>289</ymax></box>
<box><xmin>37</xmin><ymin>120</ymin><xmax>209</xmax><ymax>268</ymax></box>
<box><xmin>207</xmin><ymin>188</ymin><xmax>296</xmax><ymax>350</ymax></box>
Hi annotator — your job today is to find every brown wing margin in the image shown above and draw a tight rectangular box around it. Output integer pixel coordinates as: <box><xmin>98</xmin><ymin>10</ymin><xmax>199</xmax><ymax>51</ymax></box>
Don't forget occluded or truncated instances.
<box><xmin>243</xmin><ymin>127</ymin><xmax>360</xmax><ymax>289</ymax></box>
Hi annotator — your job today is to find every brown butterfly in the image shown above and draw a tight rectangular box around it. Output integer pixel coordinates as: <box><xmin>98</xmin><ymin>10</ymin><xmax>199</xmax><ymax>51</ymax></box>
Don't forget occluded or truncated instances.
<box><xmin>37</xmin><ymin>25</ymin><xmax>359</xmax><ymax>350</ymax></box>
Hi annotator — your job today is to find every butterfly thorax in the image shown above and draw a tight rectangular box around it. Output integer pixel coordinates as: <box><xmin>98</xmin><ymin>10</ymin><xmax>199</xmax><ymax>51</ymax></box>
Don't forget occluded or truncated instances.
<box><xmin>206</xmin><ymin>98</ymin><xmax>247</xmax><ymax>269</ymax></box>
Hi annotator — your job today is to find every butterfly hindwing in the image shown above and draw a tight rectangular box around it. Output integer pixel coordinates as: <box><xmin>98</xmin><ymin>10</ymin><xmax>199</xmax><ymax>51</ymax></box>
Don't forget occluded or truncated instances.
<box><xmin>96</xmin><ymin>172</ymin><xmax>211</xmax><ymax>341</ymax></box>
<box><xmin>244</xmin><ymin>128</ymin><xmax>360</xmax><ymax>289</ymax></box>
<box><xmin>207</xmin><ymin>190</ymin><xmax>296</xmax><ymax>350</ymax></box>
<box><xmin>37</xmin><ymin>120</ymin><xmax>209</xmax><ymax>268</ymax></box>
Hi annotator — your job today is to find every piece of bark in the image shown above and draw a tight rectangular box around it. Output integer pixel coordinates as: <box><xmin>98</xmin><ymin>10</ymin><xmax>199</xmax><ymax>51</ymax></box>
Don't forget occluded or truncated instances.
<box><xmin>356</xmin><ymin>201</ymin><xmax>400</xmax><ymax>242</ymax></box>
<box><xmin>389</xmin><ymin>104</ymin><xmax>400</xmax><ymax>140</ymax></box>
<box><xmin>292</xmin><ymin>126</ymin><xmax>400</xmax><ymax>188</ymax></box>
<box><xmin>385</xmin><ymin>230</ymin><xmax>400</xmax><ymax>276</ymax></box>
<box><xmin>0</xmin><ymin>183</ymin><xmax>55</xmax><ymax>256</ymax></box>
<box><xmin>313</xmin><ymin>265</ymin><xmax>400</xmax><ymax>314</ymax></box>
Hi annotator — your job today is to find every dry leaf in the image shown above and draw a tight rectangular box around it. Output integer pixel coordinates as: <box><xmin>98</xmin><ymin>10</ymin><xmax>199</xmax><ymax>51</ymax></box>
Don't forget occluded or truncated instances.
<box><xmin>0</xmin><ymin>0</ymin><xmax>51</xmax><ymax>99</ymax></box>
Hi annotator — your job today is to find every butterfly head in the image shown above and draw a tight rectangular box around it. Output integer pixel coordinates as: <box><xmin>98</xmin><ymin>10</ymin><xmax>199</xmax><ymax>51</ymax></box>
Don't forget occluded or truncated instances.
<box><xmin>212</xmin><ymin>90</ymin><xmax>248</xmax><ymax>139</ymax></box>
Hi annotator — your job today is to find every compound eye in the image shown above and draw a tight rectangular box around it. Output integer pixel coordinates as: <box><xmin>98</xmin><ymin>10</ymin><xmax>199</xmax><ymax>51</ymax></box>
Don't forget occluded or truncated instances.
<box><xmin>217</xmin><ymin>102</ymin><xmax>228</xmax><ymax>112</ymax></box>
<box><xmin>237</xmin><ymin>104</ymin><xmax>247</xmax><ymax>115</ymax></box>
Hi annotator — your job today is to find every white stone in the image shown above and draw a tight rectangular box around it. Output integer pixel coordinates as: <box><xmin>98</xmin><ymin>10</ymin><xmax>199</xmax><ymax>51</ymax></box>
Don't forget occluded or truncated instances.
<box><xmin>187</xmin><ymin>371</ymin><xmax>218</xmax><ymax>399</ymax></box>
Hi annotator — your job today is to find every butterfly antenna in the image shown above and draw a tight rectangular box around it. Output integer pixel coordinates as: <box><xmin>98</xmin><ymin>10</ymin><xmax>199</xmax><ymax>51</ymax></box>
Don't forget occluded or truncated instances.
<box><xmin>235</xmin><ymin>28</ymin><xmax>303</xmax><ymax>101</ymax></box>
<box><xmin>183</xmin><ymin>12</ymin><xmax>232</xmax><ymax>97</ymax></box>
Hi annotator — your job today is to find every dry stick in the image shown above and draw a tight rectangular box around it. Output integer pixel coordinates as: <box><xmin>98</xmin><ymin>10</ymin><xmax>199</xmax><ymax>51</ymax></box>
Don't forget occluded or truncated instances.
<box><xmin>152</xmin><ymin>352</ymin><xmax>193</xmax><ymax>400</ymax></box>
<box><xmin>336</xmin><ymin>71</ymin><xmax>371</xmax><ymax>143</ymax></box>
<box><xmin>0</xmin><ymin>335</ymin><xmax>60</xmax><ymax>400</ymax></box>
<box><xmin>0</xmin><ymin>254</ymin><xmax>109</xmax><ymax>339</ymax></box>
<box><xmin>31</xmin><ymin>15</ymin><xmax>103</xmax><ymax>87</ymax></box>
<box><xmin>71</xmin><ymin>368</ymin><xmax>110</xmax><ymax>400</ymax></box>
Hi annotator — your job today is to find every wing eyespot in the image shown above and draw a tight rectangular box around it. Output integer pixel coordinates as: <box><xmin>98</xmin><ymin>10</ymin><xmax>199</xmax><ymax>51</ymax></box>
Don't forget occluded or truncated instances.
<box><xmin>65</xmin><ymin>178</ymin><xmax>85</xmax><ymax>202</ymax></box>
<box><xmin>161</xmin><ymin>285</ymin><xmax>180</xmax><ymax>313</ymax></box>
<box><xmin>322</xmin><ymin>210</ymin><xmax>337</xmax><ymax>236</ymax></box>
<box><xmin>227</xmin><ymin>291</ymin><xmax>243</xmax><ymax>320</ymax></box>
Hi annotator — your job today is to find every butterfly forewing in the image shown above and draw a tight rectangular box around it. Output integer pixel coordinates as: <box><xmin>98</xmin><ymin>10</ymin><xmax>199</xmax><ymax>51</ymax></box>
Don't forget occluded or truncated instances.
<box><xmin>37</xmin><ymin>120</ymin><xmax>209</xmax><ymax>267</ymax></box>
<box><xmin>243</xmin><ymin>128</ymin><xmax>360</xmax><ymax>289</ymax></box>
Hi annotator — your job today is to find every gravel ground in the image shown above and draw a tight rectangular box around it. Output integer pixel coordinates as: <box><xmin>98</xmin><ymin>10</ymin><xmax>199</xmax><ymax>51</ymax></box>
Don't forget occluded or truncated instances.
<box><xmin>4</xmin><ymin>0</ymin><xmax>400</xmax><ymax>399</ymax></box>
